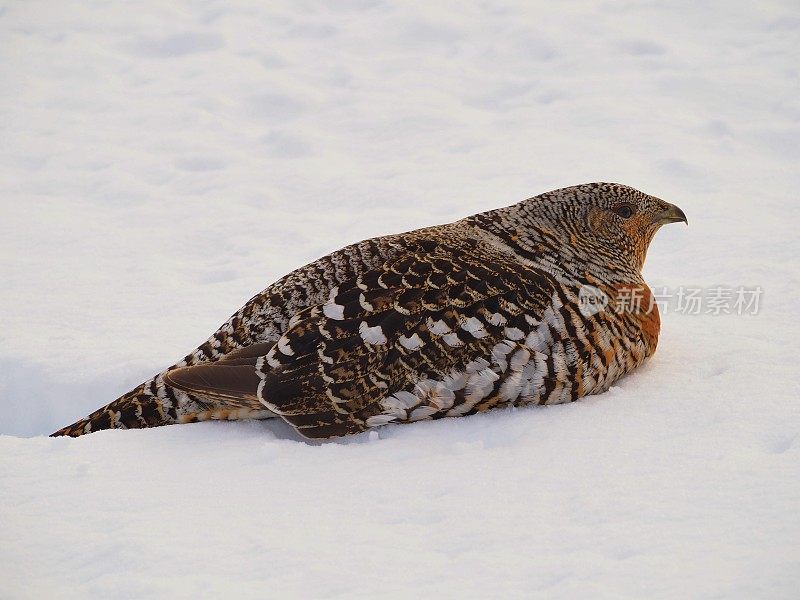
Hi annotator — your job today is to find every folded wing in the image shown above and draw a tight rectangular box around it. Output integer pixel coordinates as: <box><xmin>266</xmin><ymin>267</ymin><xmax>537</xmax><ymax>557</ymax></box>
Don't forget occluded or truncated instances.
<box><xmin>165</xmin><ymin>237</ymin><xmax>557</xmax><ymax>437</ymax></box>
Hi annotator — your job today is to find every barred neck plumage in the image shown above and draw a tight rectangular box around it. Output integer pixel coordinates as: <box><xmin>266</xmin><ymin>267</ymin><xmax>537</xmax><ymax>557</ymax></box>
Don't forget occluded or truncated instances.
<box><xmin>466</xmin><ymin>199</ymin><xmax>645</xmax><ymax>286</ymax></box>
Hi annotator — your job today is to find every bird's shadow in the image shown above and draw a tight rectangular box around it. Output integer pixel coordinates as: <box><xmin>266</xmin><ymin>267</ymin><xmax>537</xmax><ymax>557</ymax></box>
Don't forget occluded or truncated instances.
<box><xmin>247</xmin><ymin>416</ymin><xmax>374</xmax><ymax>446</ymax></box>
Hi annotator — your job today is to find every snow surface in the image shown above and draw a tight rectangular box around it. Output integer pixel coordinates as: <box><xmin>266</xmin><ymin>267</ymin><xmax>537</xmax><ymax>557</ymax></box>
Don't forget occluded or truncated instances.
<box><xmin>1</xmin><ymin>0</ymin><xmax>799</xmax><ymax>597</ymax></box>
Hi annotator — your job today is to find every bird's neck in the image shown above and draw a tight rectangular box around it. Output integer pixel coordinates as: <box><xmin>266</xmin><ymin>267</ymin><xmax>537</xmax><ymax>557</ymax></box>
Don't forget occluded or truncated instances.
<box><xmin>466</xmin><ymin>203</ymin><xmax>645</xmax><ymax>287</ymax></box>
<box><xmin>465</xmin><ymin>204</ymin><xmax>661</xmax><ymax>359</ymax></box>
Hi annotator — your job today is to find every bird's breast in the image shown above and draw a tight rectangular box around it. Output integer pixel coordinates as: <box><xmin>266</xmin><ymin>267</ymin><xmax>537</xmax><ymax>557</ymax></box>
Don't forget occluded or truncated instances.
<box><xmin>363</xmin><ymin>280</ymin><xmax>660</xmax><ymax>428</ymax></box>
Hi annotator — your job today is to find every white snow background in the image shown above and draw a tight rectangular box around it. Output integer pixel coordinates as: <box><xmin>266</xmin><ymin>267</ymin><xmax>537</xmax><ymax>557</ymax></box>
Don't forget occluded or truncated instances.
<box><xmin>1</xmin><ymin>0</ymin><xmax>799</xmax><ymax>598</ymax></box>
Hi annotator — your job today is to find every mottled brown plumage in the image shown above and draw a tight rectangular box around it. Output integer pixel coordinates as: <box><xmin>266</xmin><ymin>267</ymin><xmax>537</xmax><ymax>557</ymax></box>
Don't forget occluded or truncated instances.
<box><xmin>52</xmin><ymin>183</ymin><xmax>686</xmax><ymax>439</ymax></box>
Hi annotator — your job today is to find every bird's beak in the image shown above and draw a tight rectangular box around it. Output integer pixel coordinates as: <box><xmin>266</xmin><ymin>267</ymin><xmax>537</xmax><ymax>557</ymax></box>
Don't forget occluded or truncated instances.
<box><xmin>653</xmin><ymin>202</ymin><xmax>688</xmax><ymax>226</ymax></box>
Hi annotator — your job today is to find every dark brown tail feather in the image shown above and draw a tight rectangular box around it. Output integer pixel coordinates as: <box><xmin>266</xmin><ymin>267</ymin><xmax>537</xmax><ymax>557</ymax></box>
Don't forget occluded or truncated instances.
<box><xmin>50</xmin><ymin>379</ymin><xmax>186</xmax><ymax>437</ymax></box>
<box><xmin>51</xmin><ymin>342</ymin><xmax>280</xmax><ymax>437</ymax></box>
<box><xmin>51</xmin><ymin>375</ymin><xmax>275</xmax><ymax>438</ymax></box>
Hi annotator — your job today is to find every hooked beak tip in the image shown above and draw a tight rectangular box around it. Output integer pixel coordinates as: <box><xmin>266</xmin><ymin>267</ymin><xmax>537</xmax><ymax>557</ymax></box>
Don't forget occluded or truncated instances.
<box><xmin>656</xmin><ymin>203</ymin><xmax>688</xmax><ymax>226</ymax></box>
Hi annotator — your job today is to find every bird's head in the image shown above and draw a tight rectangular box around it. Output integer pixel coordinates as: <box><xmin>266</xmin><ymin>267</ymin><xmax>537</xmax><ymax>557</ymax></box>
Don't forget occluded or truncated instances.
<box><xmin>515</xmin><ymin>182</ymin><xmax>688</xmax><ymax>277</ymax></box>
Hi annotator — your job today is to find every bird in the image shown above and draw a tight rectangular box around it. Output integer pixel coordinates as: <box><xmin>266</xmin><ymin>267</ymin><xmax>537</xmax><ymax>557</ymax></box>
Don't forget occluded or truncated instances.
<box><xmin>51</xmin><ymin>183</ymin><xmax>687</xmax><ymax>439</ymax></box>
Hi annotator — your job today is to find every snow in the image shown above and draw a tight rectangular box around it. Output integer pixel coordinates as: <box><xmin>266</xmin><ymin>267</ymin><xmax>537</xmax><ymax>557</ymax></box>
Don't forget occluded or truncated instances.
<box><xmin>1</xmin><ymin>0</ymin><xmax>799</xmax><ymax>597</ymax></box>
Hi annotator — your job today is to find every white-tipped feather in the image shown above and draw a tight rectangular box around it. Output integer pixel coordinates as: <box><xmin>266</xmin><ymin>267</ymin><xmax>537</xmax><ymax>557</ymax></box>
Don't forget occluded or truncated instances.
<box><xmin>504</xmin><ymin>326</ymin><xmax>525</xmax><ymax>341</ymax></box>
<box><xmin>359</xmin><ymin>321</ymin><xmax>388</xmax><ymax>345</ymax></box>
<box><xmin>366</xmin><ymin>414</ymin><xmax>397</xmax><ymax>427</ymax></box>
<box><xmin>277</xmin><ymin>337</ymin><xmax>294</xmax><ymax>356</ymax></box>
<box><xmin>494</xmin><ymin>343</ymin><xmax>515</xmax><ymax>371</ymax></box>
<box><xmin>398</xmin><ymin>333</ymin><xmax>424</xmax><ymax>350</ymax></box>
<box><xmin>465</xmin><ymin>358</ymin><xmax>490</xmax><ymax>373</ymax></box>
<box><xmin>426</xmin><ymin>317</ymin><xmax>451</xmax><ymax>335</ymax></box>
<box><xmin>442</xmin><ymin>332</ymin><xmax>463</xmax><ymax>347</ymax></box>
<box><xmin>461</xmin><ymin>316</ymin><xmax>488</xmax><ymax>338</ymax></box>
<box><xmin>410</xmin><ymin>406</ymin><xmax>438</xmax><ymax>421</ymax></box>
<box><xmin>488</xmin><ymin>312</ymin><xmax>507</xmax><ymax>326</ymax></box>
<box><xmin>323</xmin><ymin>301</ymin><xmax>345</xmax><ymax>320</ymax></box>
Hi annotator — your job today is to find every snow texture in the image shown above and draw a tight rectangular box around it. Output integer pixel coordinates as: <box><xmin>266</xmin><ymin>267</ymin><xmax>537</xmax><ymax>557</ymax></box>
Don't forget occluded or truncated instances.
<box><xmin>1</xmin><ymin>0</ymin><xmax>799</xmax><ymax>598</ymax></box>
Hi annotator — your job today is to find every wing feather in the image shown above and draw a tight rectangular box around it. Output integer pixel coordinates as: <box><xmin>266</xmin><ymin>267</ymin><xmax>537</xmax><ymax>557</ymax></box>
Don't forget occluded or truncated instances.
<box><xmin>163</xmin><ymin>237</ymin><xmax>558</xmax><ymax>437</ymax></box>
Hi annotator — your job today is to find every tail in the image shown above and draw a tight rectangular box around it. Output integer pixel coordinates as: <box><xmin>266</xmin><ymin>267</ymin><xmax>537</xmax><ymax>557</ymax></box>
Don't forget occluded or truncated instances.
<box><xmin>50</xmin><ymin>373</ymin><xmax>192</xmax><ymax>437</ymax></box>
<box><xmin>50</xmin><ymin>339</ymin><xmax>282</xmax><ymax>437</ymax></box>
<box><xmin>50</xmin><ymin>372</ymin><xmax>274</xmax><ymax>437</ymax></box>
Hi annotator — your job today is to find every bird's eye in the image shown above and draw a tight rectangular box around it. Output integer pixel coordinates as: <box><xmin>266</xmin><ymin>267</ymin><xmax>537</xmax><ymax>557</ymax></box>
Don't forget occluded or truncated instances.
<box><xmin>615</xmin><ymin>204</ymin><xmax>634</xmax><ymax>219</ymax></box>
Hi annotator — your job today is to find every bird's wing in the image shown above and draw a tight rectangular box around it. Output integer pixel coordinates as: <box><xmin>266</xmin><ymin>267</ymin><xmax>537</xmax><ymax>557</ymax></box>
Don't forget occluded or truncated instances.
<box><xmin>165</xmin><ymin>237</ymin><xmax>558</xmax><ymax>437</ymax></box>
